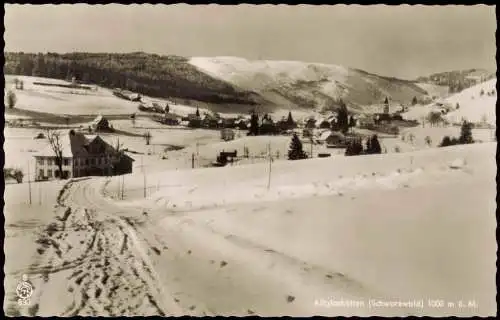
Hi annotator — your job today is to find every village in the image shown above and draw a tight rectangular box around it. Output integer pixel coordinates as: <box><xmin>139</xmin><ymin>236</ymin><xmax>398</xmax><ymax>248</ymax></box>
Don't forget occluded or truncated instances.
<box><xmin>3</xmin><ymin>71</ymin><xmax>496</xmax><ymax>185</ymax></box>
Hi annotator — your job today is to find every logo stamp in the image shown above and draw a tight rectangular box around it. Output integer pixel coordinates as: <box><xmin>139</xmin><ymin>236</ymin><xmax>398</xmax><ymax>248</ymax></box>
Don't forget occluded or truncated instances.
<box><xmin>16</xmin><ymin>274</ymin><xmax>33</xmax><ymax>306</ymax></box>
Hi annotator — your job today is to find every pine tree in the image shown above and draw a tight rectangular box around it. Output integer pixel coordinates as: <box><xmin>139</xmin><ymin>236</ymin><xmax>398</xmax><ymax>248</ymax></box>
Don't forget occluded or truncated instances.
<box><xmin>384</xmin><ymin>97</ymin><xmax>389</xmax><ymax>105</ymax></box>
<box><xmin>337</xmin><ymin>100</ymin><xmax>349</xmax><ymax>134</ymax></box>
<box><xmin>458</xmin><ymin>120</ymin><xmax>474</xmax><ymax>144</ymax></box>
<box><xmin>165</xmin><ymin>104</ymin><xmax>170</xmax><ymax>114</ymax></box>
<box><xmin>411</xmin><ymin>96</ymin><xmax>418</xmax><ymax>105</ymax></box>
<box><xmin>349</xmin><ymin>115</ymin><xmax>356</xmax><ymax>129</ymax></box>
<box><xmin>249</xmin><ymin>111</ymin><xmax>260</xmax><ymax>136</ymax></box>
<box><xmin>288</xmin><ymin>133</ymin><xmax>308</xmax><ymax>160</ymax></box>
<box><xmin>365</xmin><ymin>137</ymin><xmax>372</xmax><ymax>153</ymax></box>
<box><xmin>369</xmin><ymin>135</ymin><xmax>382</xmax><ymax>154</ymax></box>
<box><xmin>456</xmin><ymin>102</ymin><xmax>460</xmax><ymax>110</ymax></box>
<box><xmin>196</xmin><ymin>107</ymin><xmax>200</xmax><ymax>117</ymax></box>
<box><xmin>439</xmin><ymin>136</ymin><xmax>453</xmax><ymax>147</ymax></box>
<box><xmin>345</xmin><ymin>139</ymin><xmax>363</xmax><ymax>156</ymax></box>
<box><xmin>286</xmin><ymin>111</ymin><xmax>296</xmax><ymax>129</ymax></box>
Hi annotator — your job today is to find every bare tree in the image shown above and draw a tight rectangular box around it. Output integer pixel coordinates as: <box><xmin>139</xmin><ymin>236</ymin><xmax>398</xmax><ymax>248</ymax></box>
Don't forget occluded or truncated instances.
<box><xmin>131</xmin><ymin>113</ymin><xmax>136</xmax><ymax>127</ymax></box>
<box><xmin>115</xmin><ymin>137</ymin><xmax>123</xmax><ymax>152</ymax></box>
<box><xmin>144</xmin><ymin>131</ymin><xmax>152</xmax><ymax>145</ymax></box>
<box><xmin>427</xmin><ymin>111</ymin><xmax>443</xmax><ymax>127</ymax></box>
<box><xmin>46</xmin><ymin>130</ymin><xmax>65</xmax><ymax>179</ymax></box>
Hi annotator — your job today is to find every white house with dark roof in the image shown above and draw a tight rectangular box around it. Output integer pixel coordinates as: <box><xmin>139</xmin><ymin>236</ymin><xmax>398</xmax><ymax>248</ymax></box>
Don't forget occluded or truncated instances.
<box><xmin>34</xmin><ymin>130</ymin><xmax>134</xmax><ymax>181</ymax></box>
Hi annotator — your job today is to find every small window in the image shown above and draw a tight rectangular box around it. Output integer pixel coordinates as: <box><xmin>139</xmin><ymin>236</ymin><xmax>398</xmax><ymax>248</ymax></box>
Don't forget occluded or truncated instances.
<box><xmin>47</xmin><ymin>169</ymin><xmax>52</xmax><ymax>177</ymax></box>
<box><xmin>39</xmin><ymin>169</ymin><xmax>44</xmax><ymax>178</ymax></box>
<box><xmin>63</xmin><ymin>159</ymin><xmax>69</xmax><ymax>166</ymax></box>
<box><xmin>85</xmin><ymin>159</ymin><xmax>89</xmax><ymax>165</ymax></box>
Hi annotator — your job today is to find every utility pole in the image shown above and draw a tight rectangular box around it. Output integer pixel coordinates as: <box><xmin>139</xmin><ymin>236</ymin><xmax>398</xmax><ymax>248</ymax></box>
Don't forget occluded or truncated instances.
<box><xmin>28</xmin><ymin>161</ymin><xmax>32</xmax><ymax>205</ymax></box>
<box><xmin>141</xmin><ymin>156</ymin><xmax>146</xmax><ymax>198</ymax></box>
<box><xmin>267</xmin><ymin>142</ymin><xmax>272</xmax><ymax>190</ymax></box>
<box><xmin>192</xmin><ymin>153</ymin><xmax>195</xmax><ymax>169</ymax></box>
<box><xmin>196</xmin><ymin>143</ymin><xmax>200</xmax><ymax>167</ymax></box>
<box><xmin>310</xmin><ymin>136</ymin><xmax>313</xmax><ymax>158</ymax></box>
<box><xmin>121</xmin><ymin>174</ymin><xmax>125</xmax><ymax>200</ymax></box>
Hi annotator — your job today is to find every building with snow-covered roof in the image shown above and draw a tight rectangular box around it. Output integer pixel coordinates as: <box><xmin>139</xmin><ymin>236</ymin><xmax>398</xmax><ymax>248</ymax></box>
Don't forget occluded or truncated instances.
<box><xmin>90</xmin><ymin>114</ymin><xmax>112</xmax><ymax>132</ymax></box>
<box><xmin>34</xmin><ymin>130</ymin><xmax>134</xmax><ymax>181</ymax></box>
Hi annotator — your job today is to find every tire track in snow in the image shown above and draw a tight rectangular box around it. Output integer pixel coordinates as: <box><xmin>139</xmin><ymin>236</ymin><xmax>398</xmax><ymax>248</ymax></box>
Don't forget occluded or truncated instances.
<box><xmin>18</xmin><ymin>178</ymin><xmax>184</xmax><ymax>316</ymax></box>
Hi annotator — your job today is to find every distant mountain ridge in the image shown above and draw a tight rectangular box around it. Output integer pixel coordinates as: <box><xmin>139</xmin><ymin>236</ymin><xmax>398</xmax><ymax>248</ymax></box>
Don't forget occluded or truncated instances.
<box><xmin>5</xmin><ymin>51</ymin><xmax>490</xmax><ymax>115</ymax></box>
<box><xmin>189</xmin><ymin>56</ymin><xmax>440</xmax><ymax>114</ymax></box>
<box><xmin>416</xmin><ymin>68</ymin><xmax>496</xmax><ymax>93</ymax></box>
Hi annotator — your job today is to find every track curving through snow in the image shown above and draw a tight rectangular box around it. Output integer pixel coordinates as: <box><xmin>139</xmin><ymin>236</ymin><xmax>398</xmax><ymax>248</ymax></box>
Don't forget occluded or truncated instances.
<box><xmin>12</xmin><ymin>176</ymin><xmax>428</xmax><ymax>317</ymax></box>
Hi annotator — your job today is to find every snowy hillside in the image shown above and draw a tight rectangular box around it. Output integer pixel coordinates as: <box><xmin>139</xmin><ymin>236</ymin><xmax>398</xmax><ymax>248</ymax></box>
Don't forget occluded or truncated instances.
<box><xmin>403</xmin><ymin>78</ymin><xmax>496</xmax><ymax>126</ymax></box>
<box><xmin>190</xmin><ymin>56</ymin><xmax>349</xmax><ymax>92</ymax></box>
<box><xmin>415</xmin><ymin>82</ymin><xmax>449</xmax><ymax>99</ymax></box>
<box><xmin>4</xmin><ymin>75</ymin><xmax>202</xmax><ymax>117</ymax></box>
<box><xmin>444</xmin><ymin>78</ymin><xmax>496</xmax><ymax>125</ymax></box>
<box><xmin>189</xmin><ymin>57</ymin><xmax>430</xmax><ymax>113</ymax></box>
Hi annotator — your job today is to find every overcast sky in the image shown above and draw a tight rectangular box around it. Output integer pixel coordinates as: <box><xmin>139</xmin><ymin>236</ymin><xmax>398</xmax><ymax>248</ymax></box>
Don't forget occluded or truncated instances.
<box><xmin>4</xmin><ymin>4</ymin><xmax>496</xmax><ymax>79</ymax></box>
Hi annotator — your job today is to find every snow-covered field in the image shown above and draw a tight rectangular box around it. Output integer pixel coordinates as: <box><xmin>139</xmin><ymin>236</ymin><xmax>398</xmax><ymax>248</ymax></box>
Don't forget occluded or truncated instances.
<box><xmin>4</xmin><ymin>140</ymin><xmax>495</xmax><ymax>316</ymax></box>
<box><xmin>4</xmin><ymin>75</ymin><xmax>202</xmax><ymax>117</ymax></box>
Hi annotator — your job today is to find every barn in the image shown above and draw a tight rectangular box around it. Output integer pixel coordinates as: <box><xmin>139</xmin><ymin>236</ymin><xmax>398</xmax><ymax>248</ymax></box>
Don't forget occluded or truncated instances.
<box><xmin>90</xmin><ymin>115</ymin><xmax>113</xmax><ymax>132</ymax></box>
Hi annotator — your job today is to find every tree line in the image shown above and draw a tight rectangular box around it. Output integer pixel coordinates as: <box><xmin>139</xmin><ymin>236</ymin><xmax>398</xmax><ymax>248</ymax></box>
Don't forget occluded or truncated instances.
<box><xmin>4</xmin><ymin>52</ymin><xmax>261</xmax><ymax>105</ymax></box>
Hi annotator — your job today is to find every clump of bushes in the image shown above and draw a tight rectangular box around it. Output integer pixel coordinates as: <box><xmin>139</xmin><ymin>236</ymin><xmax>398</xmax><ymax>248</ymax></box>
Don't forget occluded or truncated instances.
<box><xmin>345</xmin><ymin>135</ymin><xmax>382</xmax><ymax>156</ymax></box>
<box><xmin>4</xmin><ymin>168</ymin><xmax>24</xmax><ymax>183</ymax></box>
<box><xmin>439</xmin><ymin>120</ymin><xmax>474</xmax><ymax>147</ymax></box>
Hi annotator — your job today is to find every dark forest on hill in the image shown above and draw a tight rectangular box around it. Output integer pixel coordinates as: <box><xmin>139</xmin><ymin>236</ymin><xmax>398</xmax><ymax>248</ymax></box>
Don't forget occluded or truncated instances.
<box><xmin>4</xmin><ymin>52</ymin><xmax>262</xmax><ymax>106</ymax></box>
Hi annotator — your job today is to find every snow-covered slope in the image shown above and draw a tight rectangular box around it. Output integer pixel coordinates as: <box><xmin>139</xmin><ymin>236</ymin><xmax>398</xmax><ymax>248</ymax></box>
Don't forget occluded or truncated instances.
<box><xmin>403</xmin><ymin>78</ymin><xmax>496</xmax><ymax>126</ymax></box>
<box><xmin>4</xmin><ymin>75</ymin><xmax>200</xmax><ymax>117</ymax></box>
<box><xmin>415</xmin><ymin>82</ymin><xmax>449</xmax><ymax>99</ymax></box>
<box><xmin>190</xmin><ymin>56</ymin><xmax>349</xmax><ymax>92</ymax></box>
<box><xmin>444</xmin><ymin>78</ymin><xmax>496</xmax><ymax>125</ymax></box>
<box><xmin>103</xmin><ymin>142</ymin><xmax>496</xmax><ymax>316</ymax></box>
<box><xmin>189</xmin><ymin>57</ymin><xmax>429</xmax><ymax>113</ymax></box>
